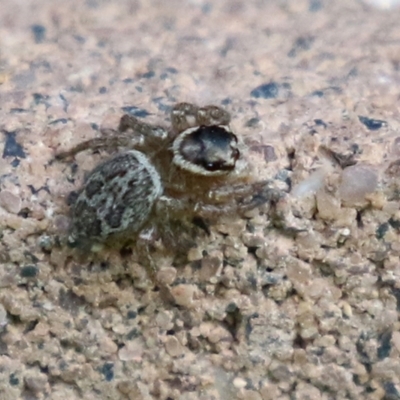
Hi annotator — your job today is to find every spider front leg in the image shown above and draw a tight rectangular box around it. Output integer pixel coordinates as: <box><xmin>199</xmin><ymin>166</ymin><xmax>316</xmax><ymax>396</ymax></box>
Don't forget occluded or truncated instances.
<box><xmin>196</xmin><ymin>105</ymin><xmax>231</xmax><ymax>126</ymax></box>
<box><xmin>171</xmin><ymin>102</ymin><xmax>231</xmax><ymax>134</ymax></box>
<box><xmin>205</xmin><ymin>180</ymin><xmax>283</xmax><ymax>214</ymax></box>
<box><xmin>118</xmin><ymin>114</ymin><xmax>168</xmax><ymax>147</ymax></box>
<box><xmin>156</xmin><ymin>181</ymin><xmax>282</xmax><ymax>221</ymax></box>
<box><xmin>55</xmin><ymin>129</ymin><xmax>130</xmax><ymax>160</ymax></box>
<box><xmin>56</xmin><ymin>114</ymin><xmax>168</xmax><ymax>160</ymax></box>
<box><xmin>170</xmin><ymin>102</ymin><xmax>200</xmax><ymax>133</ymax></box>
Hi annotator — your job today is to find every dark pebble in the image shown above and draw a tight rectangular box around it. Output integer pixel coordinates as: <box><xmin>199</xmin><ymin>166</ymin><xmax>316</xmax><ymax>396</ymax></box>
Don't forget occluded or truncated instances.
<box><xmin>31</xmin><ymin>24</ymin><xmax>46</xmax><ymax>43</ymax></box>
<box><xmin>389</xmin><ymin>218</ymin><xmax>400</xmax><ymax>231</ymax></box>
<box><xmin>49</xmin><ymin>118</ymin><xmax>69</xmax><ymax>125</ymax></box>
<box><xmin>288</xmin><ymin>36</ymin><xmax>314</xmax><ymax>58</ymax></box>
<box><xmin>376</xmin><ymin>223</ymin><xmax>389</xmax><ymax>239</ymax></box>
<box><xmin>311</xmin><ymin>90</ymin><xmax>324</xmax><ymax>97</ymax></box>
<box><xmin>309</xmin><ymin>0</ymin><xmax>323</xmax><ymax>12</ymax></box>
<box><xmin>20</xmin><ymin>265</ymin><xmax>38</xmax><ymax>278</ymax></box>
<box><xmin>10</xmin><ymin>108</ymin><xmax>27</xmax><ymax>114</ymax></box>
<box><xmin>10</xmin><ymin>159</ymin><xmax>20</xmax><ymax>167</ymax></box>
<box><xmin>250</xmin><ymin>82</ymin><xmax>280</xmax><ymax>99</ymax></box>
<box><xmin>2</xmin><ymin>131</ymin><xmax>26</xmax><ymax>158</ymax></box>
<box><xmin>100</xmin><ymin>363</ymin><xmax>114</xmax><ymax>382</ymax></box>
<box><xmin>358</xmin><ymin>116</ymin><xmax>386</xmax><ymax>131</ymax></box>
<box><xmin>377</xmin><ymin>330</ymin><xmax>392</xmax><ymax>360</ymax></box>
<box><xmin>245</xmin><ymin>117</ymin><xmax>260</xmax><ymax>127</ymax></box>
<box><xmin>251</xmin><ymin>82</ymin><xmax>291</xmax><ymax>99</ymax></box>
<box><xmin>9</xmin><ymin>373</ymin><xmax>19</xmax><ymax>386</ymax></box>
<box><xmin>384</xmin><ymin>382</ymin><xmax>400</xmax><ymax>399</ymax></box>
<box><xmin>314</xmin><ymin>119</ymin><xmax>327</xmax><ymax>128</ymax></box>
<box><xmin>140</xmin><ymin>71</ymin><xmax>155</xmax><ymax>79</ymax></box>
<box><xmin>121</xmin><ymin>106</ymin><xmax>150</xmax><ymax>118</ymax></box>
<box><xmin>32</xmin><ymin>93</ymin><xmax>50</xmax><ymax>106</ymax></box>
<box><xmin>127</xmin><ymin>310</ymin><xmax>137</xmax><ymax>319</ymax></box>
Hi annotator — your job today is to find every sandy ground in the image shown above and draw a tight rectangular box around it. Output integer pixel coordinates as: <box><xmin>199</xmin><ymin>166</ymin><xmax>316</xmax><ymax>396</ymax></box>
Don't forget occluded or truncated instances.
<box><xmin>1</xmin><ymin>0</ymin><xmax>400</xmax><ymax>399</ymax></box>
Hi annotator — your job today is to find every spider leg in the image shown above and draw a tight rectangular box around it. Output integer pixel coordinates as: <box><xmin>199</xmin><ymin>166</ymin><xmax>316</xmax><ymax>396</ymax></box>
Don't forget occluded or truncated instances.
<box><xmin>56</xmin><ymin>114</ymin><xmax>168</xmax><ymax>160</ymax></box>
<box><xmin>55</xmin><ymin>130</ymin><xmax>131</xmax><ymax>160</ymax></box>
<box><xmin>197</xmin><ymin>105</ymin><xmax>231</xmax><ymax>126</ymax></box>
<box><xmin>195</xmin><ymin>188</ymin><xmax>282</xmax><ymax>217</ymax></box>
<box><xmin>170</xmin><ymin>102</ymin><xmax>200</xmax><ymax>133</ymax></box>
<box><xmin>156</xmin><ymin>181</ymin><xmax>283</xmax><ymax>220</ymax></box>
<box><xmin>171</xmin><ymin>102</ymin><xmax>231</xmax><ymax>134</ymax></box>
<box><xmin>118</xmin><ymin>114</ymin><xmax>167</xmax><ymax>144</ymax></box>
<box><xmin>207</xmin><ymin>180</ymin><xmax>282</xmax><ymax>207</ymax></box>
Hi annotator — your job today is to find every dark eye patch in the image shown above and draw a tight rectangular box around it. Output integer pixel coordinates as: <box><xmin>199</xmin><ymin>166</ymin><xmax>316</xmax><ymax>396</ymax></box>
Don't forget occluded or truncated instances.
<box><xmin>179</xmin><ymin>125</ymin><xmax>239</xmax><ymax>172</ymax></box>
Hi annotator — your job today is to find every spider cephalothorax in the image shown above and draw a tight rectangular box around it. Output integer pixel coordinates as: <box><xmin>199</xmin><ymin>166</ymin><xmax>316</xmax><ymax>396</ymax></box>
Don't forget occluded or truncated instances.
<box><xmin>56</xmin><ymin>102</ymin><xmax>279</xmax><ymax>250</ymax></box>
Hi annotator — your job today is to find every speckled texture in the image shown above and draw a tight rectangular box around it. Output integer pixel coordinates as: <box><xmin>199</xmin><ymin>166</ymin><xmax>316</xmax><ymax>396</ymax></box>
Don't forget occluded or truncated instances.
<box><xmin>1</xmin><ymin>1</ymin><xmax>400</xmax><ymax>399</ymax></box>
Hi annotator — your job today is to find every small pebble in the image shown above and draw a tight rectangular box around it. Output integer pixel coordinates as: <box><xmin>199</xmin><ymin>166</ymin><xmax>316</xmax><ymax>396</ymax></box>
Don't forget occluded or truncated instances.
<box><xmin>20</xmin><ymin>265</ymin><xmax>38</xmax><ymax>278</ymax></box>
<box><xmin>0</xmin><ymin>190</ymin><xmax>21</xmax><ymax>214</ymax></box>
<box><xmin>0</xmin><ymin>304</ymin><xmax>7</xmax><ymax>328</ymax></box>
<box><xmin>339</xmin><ymin>164</ymin><xmax>378</xmax><ymax>205</ymax></box>
<box><xmin>251</xmin><ymin>82</ymin><xmax>281</xmax><ymax>99</ymax></box>
<box><xmin>24</xmin><ymin>371</ymin><xmax>48</xmax><ymax>393</ymax></box>
<box><xmin>170</xmin><ymin>284</ymin><xmax>197</xmax><ymax>308</ymax></box>
<box><xmin>358</xmin><ymin>115</ymin><xmax>387</xmax><ymax>131</ymax></box>
<box><xmin>118</xmin><ymin>340</ymin><xmax>145</xmax><ymax>361</ymax></box>
<box><xmin>156</xmin><ymin>267</ymin><xmax>177</xmax><ymax>285</ymax></box>
<box><xmin>31</xmin><ymin>24</ymin><xmax>46</xmax><ymax>43</ymax></box>
<box><xmin>200</xmin><ymin>255</ymin><xmax>222</xmax><ymax>281</ymax></box>
<box><xmin>233</xmin><ymin>377</ymin><xmax>247</xmax><ymax>389</ymax></box>
<box><xmin>165</xmin><ymin>336</ymin><xmax>185</xmax><ymax>357</ymax></box>
<box><xmin>2</xmin><ymin>131</ymin><xmax>26</xmax><ymax>158</ymax></box>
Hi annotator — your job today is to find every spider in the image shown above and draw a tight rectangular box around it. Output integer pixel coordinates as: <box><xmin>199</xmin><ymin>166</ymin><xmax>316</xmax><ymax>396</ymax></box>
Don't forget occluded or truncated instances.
<box><xmin>56</xmin><ymin>102</ymin><xmax>281</xmax><ymax>253</ymax></box>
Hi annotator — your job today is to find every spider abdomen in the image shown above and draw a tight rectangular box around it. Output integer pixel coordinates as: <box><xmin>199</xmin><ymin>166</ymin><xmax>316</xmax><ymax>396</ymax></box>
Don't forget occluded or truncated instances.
<box><xmin>68</xmin><ymin>150</ymin><xmax>162</xmax><ymax>247</ymax></box>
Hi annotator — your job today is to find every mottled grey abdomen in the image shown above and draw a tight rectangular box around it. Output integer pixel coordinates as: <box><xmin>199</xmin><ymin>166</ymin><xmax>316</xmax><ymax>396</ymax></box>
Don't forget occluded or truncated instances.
<box><xmin>68</xmin><ymin>150</ymin><xmax>162</xmax><ymax>247</ymax></box>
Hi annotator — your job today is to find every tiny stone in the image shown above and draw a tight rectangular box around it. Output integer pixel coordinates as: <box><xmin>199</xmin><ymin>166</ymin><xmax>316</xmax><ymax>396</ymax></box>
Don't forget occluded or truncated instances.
<box><xmin>233</xmin><ymin>377</ymin><xmax>247</xmax><ymax>389</ymax></box>
<box><xmin>20</xmin><ymin>265</ymin><xmax>38</xmax><ymax>278</ymax></box>
<box><xmin>31</xmin><ymin>24</ymin><xmax>46</xmax><ymax>43</ymax></box>
<box><xmin>155</xmin><ymin>311</ymin><xmax>173</xmax><ymax>330</ymax></box>
<box><xmin>2</xmin><ymin>131</ymin><xmax>26</xmax><ymax>158</ymax></box>
<box><xmin>358</xmin><ymin>115</ymin><xmax>386</xmax><ymax>130</ymax></box>
<box><xmin>199</xmin><ymin>255</ymin><xmax>222</xmax><ymax>282</ymax></box>
<box><xmin>165</xmin><ymin>336</ymin><xmax>185</xmax><ymax>357</ymax></box>
<box><xmin>118</xmin><ymin>340</ymin><xmax>145</xmax><ymax>361</ymax></box>
<box><xmin>250</xmin><ymin>82</ymin><xmax>280</xmax><ymax>99</ymax></box>
<box><xmin>24</xmin><ymin>371</ymin><xmax>48</xmax><ymax>393</ymax></box>
<box><xmin>316</xmin><ymin>188</ymin><xmax>341</xmax><ymax>220</ymax></box>
<box><xmin>187</xmin><ymin>247</ymin><xmax>203</xmax><ymax>261</ymax></box>
<box><xmin>0</xmin><ymin>190</ymin><xmax>21</xmax><ymax>214</ymax></box>
<box><xmin>156</xmin><ymin>267</ymin><xmax>177</xmax><ymax>285</ymax></box>
<box><xmin>0</xmin><ymin>303</ymin><xmax>7</xmax><ymax>328</ymax></box>
<box><xmin>98</xmin><ymin>336</ymin><xmax>118</xmax><ymax>355</ymax></box>
<box><xmin>170</xmin><ymin>284</ymin><xmax>197</xmax><ymax>308</ymax></box>
<box><xmin>339</xmin><ymin>164</ymin><xmax>378</xmax><ymax>205</ymax></box>
<box><xmin>341</xmin><ymin>301</ymin><xmax>353</xmax><ymax>318</ymax></box>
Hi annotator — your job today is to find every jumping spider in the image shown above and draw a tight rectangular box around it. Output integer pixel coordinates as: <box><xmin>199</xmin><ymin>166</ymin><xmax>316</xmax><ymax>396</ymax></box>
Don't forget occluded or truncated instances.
<box><xmin>56</xmin><ymin>102</ymin><xmax>280</xmax><ymax>253</ymax></box>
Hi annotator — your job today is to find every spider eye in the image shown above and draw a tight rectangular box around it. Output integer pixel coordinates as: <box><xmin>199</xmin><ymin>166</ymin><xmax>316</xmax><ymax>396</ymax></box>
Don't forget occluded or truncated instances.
<box><xmin>204</xmin><ymin>161</ymin><xmax>223</xmax><ymax>171</ymax></box>
<box><xmin>173</xmin><ymin>125</ymin><xmax>240</xmax><ymax>176</ymax></box>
